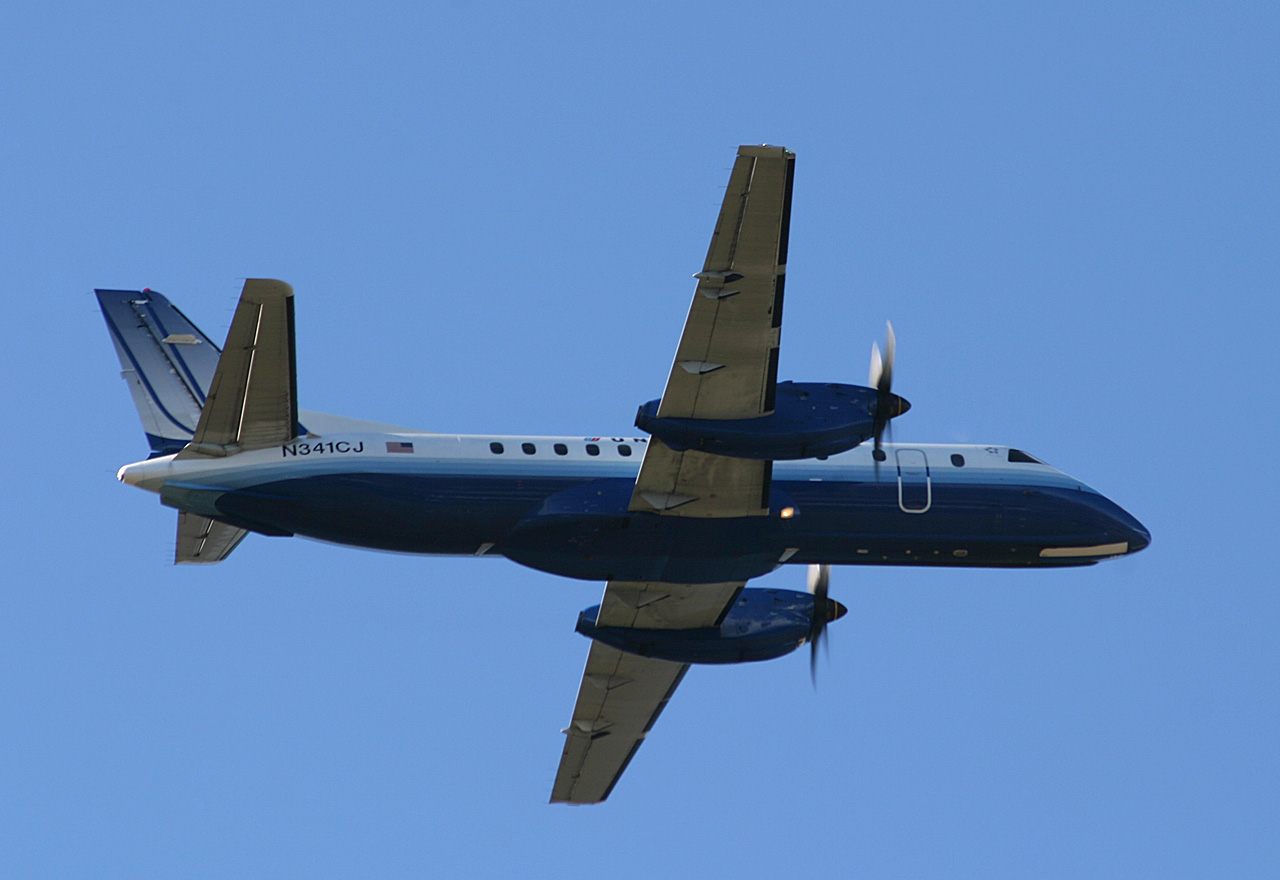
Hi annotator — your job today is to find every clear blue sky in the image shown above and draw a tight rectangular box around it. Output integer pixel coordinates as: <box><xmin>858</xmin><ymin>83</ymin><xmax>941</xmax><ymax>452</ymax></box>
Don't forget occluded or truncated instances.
<box><xmin>3</xmin><ymin>2</ymin><xmax>1277</xmax><ymax>877</ymax></box>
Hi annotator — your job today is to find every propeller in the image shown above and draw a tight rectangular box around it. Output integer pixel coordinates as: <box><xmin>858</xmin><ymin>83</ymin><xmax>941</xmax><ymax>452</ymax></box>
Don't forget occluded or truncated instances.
<box><xmin>806</xmin><ymin>563</ymin><xmax>847</xmax><ymax>686</ymax></box>
<box><xmin>868</xmin><ymin>321</ymin><xmax>911</xmax><ymax>470</ymax></box>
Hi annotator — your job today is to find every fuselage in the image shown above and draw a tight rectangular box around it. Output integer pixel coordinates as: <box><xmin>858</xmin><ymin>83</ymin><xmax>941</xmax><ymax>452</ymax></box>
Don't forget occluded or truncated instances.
<box><xmin>119</xmin><ymin>431</ymin><xmax>1150</xmax><ymax>582</ymax></box>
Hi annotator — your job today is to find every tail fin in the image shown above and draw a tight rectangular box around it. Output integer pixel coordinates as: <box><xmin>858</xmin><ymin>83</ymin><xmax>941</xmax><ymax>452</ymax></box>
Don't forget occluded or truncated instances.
<box><xmin>96</xmin><ymin>288</ymin><xmax>222</xmax><ymax>457</ymax></box>
<box><xmin>99</xmin><ymin>281</ymin><xmax>299</xmax><ymax>564</ymax></box>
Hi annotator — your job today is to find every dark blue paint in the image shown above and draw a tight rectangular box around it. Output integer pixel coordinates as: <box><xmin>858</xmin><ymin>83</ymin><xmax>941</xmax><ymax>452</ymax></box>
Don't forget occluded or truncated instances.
<box><xmin>201</xmin><ymin>471</ymin><xmax>1149</xmax><ymax>580</ymax></box>
<box><xmin>576</xmin><ymin>588</ymin><xmax>815</xmax><ymax>664</ymax></box>
<box><xmin>635</xmin><ymin>381</ymin><xmax>881</xmax><ymax>460</ymax></box>
<box><xmin>145</xmin><ymin>433</ymin><xmax>191</xmax><ymax>457</ymax></box>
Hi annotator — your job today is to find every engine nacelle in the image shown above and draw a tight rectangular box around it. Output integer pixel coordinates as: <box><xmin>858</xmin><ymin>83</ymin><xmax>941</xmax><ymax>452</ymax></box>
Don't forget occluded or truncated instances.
<box><xmin>576</xmin><ymin>588</ymin><xmax>816</xmax><ymax>664</ymax></box>
<box><xmin>635</xmin><ymin>381</ymin><xmax>882</xmax><ymax>460</ymax></box>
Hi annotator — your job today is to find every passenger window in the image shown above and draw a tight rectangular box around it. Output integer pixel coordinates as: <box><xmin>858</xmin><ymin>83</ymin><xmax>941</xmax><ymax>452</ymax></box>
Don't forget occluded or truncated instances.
<box><xmin>586</xmin><ymin>443</ymin><xmax>600</xmax><ymax>456</ymax></box>
<box><xmin>553</xmin><ymin>443</ymin><xmax>568</xmax><ymax>456</ymax></box>
<box><xmin>522</xmin><ymin>442</ymin><xmax>536</xmax><ymax>455</ymax></box>
<box><xmin>618</xmin><ymin>444</ymin><xmax>632</xmax><ymax>456</ymax></box>
<box><xmin>951</xmin><ymin>453</ymin><xmax>965</xmax><ymax>467</ymax></box>
<box><xmin>490</xmin><ymin>441</ymin><xmax>504</xmax><ymax>454</ymax></box>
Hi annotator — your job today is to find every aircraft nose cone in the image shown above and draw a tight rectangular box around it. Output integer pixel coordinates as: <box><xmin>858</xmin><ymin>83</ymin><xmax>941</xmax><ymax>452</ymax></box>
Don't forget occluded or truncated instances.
<box><xmin>1125</xmin><ymin>520</ymin><xmax>1151</xmax><ymax>554</ymax></box>
<box><xmin>1042</xmin><ymin>488</ymin><xmax>1151</xmax><ymax>559</ymax></box>
<box><xmin>1103</xmin><ymin>498</ymin><xmax>1150</xmax><ymax>555</ymax></box>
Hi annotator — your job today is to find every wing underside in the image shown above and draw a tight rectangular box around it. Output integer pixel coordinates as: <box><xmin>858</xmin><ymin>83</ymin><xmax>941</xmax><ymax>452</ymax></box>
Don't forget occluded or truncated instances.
<box><xmin>551</xmin><ymin>146</ymin><xmax>796</xmax><ymax>803</ymax></box>
<box><xmin>629</xmin><ymin>145</ymin><xmax>794</xmax><ymax>519</ymax></box>
<box><xmin>551</xmin><ymin>580</ymin><xmax>744</xmax><ymax>804</ymax></box>
<box><xmin>550</xmin><ymin>642</ymin><xmax>688</xmax><ymax>804</ymax></box>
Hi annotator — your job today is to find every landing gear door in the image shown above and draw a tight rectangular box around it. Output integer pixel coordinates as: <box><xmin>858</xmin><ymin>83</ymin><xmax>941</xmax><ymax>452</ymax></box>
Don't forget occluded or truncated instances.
<box><xmin>895</xmin><ymin>449</ymin><xmax>931</xmax><ymax>513</ymax></box>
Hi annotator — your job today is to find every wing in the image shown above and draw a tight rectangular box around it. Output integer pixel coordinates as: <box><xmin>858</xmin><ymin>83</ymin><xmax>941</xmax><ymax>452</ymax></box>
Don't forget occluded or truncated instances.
<box><xmin>552</xmin><ymin>145</ymin><xmax>796</xmax><ymax>803</ymax></box>
<box><xmin>629</xmin><ymin>145</ymin><xmax>795</xmax><ymax>518</ymax></box>
<box><xmin>177</xmin><ymin>279</ymin><xmax>299</xmax><ymax>459</ymax></box>
<box><xmin>550</xmin><ymin>643</ymin><xmax>686</xmax><ymax>805</ymax></box>
<box><xmin>550</xmin><ymin>580</ymin><xmax>743</xmax><ymax>804</ymax></box>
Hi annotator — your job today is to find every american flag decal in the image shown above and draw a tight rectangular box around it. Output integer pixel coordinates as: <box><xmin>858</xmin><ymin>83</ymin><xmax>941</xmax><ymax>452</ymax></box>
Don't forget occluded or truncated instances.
<box><xmin>386</xmin><ymin>441</ymin><xmax>415</xmax><ymax>453</ymax></box>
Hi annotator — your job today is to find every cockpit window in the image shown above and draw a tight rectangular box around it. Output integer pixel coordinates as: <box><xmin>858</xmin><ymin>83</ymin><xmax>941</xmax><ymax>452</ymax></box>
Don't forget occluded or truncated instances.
<box><xmin>1007</xmin><ymin>448</ymin><xmax>1046</xmax><ymax>464</ymax></box>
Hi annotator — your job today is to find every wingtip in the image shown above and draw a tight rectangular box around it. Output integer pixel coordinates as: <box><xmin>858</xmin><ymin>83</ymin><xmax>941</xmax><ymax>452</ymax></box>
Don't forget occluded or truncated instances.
<box><xmin>241</xmin><ymin>278</ymin><xmax>294</xmax><ymax>299</ymax></box>
<box><xmin>737</xmin><ymin>144</ymin><xmax>792</xmax><ymax>159</ymax></box>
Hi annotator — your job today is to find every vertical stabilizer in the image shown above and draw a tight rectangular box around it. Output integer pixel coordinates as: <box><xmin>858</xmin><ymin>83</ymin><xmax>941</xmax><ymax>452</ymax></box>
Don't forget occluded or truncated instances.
<box><xmin>96</xmin><ymin>288</ymin><xmax>222</xmax><ymax>456</ymax></box>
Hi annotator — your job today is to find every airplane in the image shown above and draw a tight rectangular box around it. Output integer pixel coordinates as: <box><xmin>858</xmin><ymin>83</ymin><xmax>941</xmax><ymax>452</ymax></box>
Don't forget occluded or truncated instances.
<box><xmin>96</xmin><ymin>145</ymin><xmax>1149</xmax><ymax>804</ymax></box>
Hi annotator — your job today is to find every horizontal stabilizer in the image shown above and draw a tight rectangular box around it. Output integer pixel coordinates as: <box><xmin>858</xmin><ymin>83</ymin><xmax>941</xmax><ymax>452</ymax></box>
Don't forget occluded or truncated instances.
<box><xmin>178</xmin><ymin>279</ymin><xmax>299</xmax><ymax>458</ymax></box>
<box><xmin>176</xmin><ymin>512</ymin><xmax>248</xmax><ymax>564</ymax></box>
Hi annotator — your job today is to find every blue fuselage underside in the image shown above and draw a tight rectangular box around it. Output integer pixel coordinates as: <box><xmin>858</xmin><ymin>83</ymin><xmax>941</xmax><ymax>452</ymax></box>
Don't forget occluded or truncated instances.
<box><xmin>196</xmin><ymin>466</ymin><xmax>1146</xmax><ymax>580</ymax></box>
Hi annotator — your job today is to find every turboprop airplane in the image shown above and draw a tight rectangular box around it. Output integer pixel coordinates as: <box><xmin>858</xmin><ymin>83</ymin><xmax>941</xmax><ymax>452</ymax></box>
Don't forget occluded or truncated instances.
<box><xmin>97</xmin><ymin>145</ymin><xmax>1149</xmax><ymax>804</ymax></box>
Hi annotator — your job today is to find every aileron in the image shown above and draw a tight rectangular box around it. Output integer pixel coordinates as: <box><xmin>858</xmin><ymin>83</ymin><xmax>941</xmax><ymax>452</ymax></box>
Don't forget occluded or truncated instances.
<box><xmin>551</xmin><ymin>642</ymin><xmax>687</xmax><ymax>804</ymax></box>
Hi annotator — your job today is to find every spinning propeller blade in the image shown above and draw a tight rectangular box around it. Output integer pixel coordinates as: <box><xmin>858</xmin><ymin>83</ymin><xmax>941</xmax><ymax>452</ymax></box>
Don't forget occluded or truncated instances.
<box><xmin>805</xmin><ymin>564</ymin><xmax>846</xmax><ymax>686</ymax></box>
<box><xmin>868</xmin><ymin>321</ymin><xmax>895</xmax><ymax>393</ymax></box>
<box><xmin>868</xmin><ymin>322</ymin><xmax>910</xmax><ymax>475</ymax></box>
